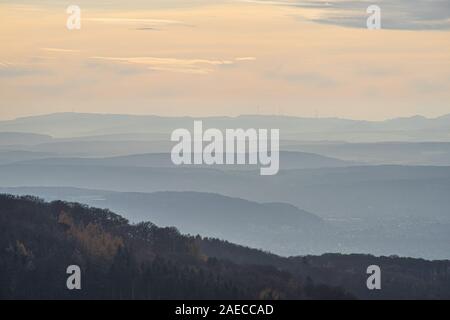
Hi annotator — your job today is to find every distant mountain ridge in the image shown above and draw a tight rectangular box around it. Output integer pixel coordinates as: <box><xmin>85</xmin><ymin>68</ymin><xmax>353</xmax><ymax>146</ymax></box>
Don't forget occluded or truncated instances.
<box><xmin>0</xmin><ymin>132</ymin><xmax>53</xmax><ymax>146</ymax></box>
<box><xmin>1</xmin><ymin>112</ymin><xmax>450</xmax><ymax>142</ymax></box>
<box><xmin>9</xmin><ymin>151</ymin><xmax>359</xmax><ymax>169</ymax></box>
<box><xmin>2</xmin><ymin>138</ymin><xmax>450</xmax><ymax>166</ymax></box>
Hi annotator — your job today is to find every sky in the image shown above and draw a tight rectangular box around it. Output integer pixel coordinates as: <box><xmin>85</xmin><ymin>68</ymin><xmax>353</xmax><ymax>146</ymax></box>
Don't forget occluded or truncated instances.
<box><xmin>0</xmin><ymin>0</ymin><xmax>449</xmax><ymax>120</ymax></box>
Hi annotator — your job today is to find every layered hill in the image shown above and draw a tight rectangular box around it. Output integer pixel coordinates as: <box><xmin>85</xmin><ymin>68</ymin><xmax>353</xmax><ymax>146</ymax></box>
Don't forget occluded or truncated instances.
<box><xmin>1</xmin><ymin>195</ymin><xmax>449</xmax><ymax>300</ymax></box>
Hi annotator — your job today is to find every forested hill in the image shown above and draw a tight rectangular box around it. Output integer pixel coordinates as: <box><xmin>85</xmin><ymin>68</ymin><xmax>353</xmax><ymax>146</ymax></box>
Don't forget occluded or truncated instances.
<box><xmin>0</xmin><ymin>194</ymin><xmax>449</xmax><ymax>300</ymax></box>
<box><xmin>0</xmin><ymin>194</ymin><xmax>351</xmax><ymax>300</ymax></box>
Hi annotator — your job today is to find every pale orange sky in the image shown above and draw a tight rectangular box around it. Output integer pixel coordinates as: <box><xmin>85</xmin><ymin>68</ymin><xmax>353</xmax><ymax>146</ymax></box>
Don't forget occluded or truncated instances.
<box><xmin>0</xmin><ymin>0</ymin><xmax>449</xmax><ymax>120</ymax></box>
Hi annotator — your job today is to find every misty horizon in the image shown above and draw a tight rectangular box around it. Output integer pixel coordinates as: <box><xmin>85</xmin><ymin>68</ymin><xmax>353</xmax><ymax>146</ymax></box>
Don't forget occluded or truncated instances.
<box><xmin>2</xmin><ymin>110</ymin><xmax>450</xmax><ymax>123</ymax></box>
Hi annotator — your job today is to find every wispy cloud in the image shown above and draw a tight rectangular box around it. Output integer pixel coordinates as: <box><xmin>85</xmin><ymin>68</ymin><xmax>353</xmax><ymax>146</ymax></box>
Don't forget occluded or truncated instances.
<box><xmin>0</xmin><ymin>62</ymin><xmax>14</xmax><ymax>68</ymax></box>
<box><xmin>41</xmin><ymin>48</ymin><xmax>81</xmax><ymax>53</ymax></box>
<box><xmin>242</xmin><ymin>0</ymin><xmax>450</xmax><ymax>30</ymax></box>
<box><xmin>238</xmin><ymin>0</ymin><xmax>328</xmax><ymax>7</ymax></box>
<box><xmin>86</xmin><ymin>18</ymin><xmax>183</xmax><ymax>25</ymax></box>
<box><xmin>235</xmin><ymin>57</ymin><xmax>257</xmax><ymax>61</ymax></box>
<box><xmin>90</xmin><ymin>56</ymin><xmax>237</xmax><ymax>75</ymax></box>
<box><xmin>85</xmin><ymin>17</ymin><xmax>188</xmax><ymax>30</ymax></box>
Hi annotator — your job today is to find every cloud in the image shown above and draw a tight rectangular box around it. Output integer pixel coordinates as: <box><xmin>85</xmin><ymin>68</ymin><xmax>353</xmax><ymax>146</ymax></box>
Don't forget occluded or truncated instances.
<box><xmin>85</xmin><ymin>17</ymin><xmax>188</xmax><ymax>30</ymax></box>
<box><xmin>242</xmin><ymin>0</ymin><xmax>450</xmax><ymax>30</ymax></box>
<box><xmin>135</xmin><ymin>27</ymin><xmax>159</xmax><ymax>31</ymax></box>
<box><xmin>239</xmin><ymin>0</ymin><xmax>330</xmax><ymax>7</ymax></box>
<box><xmin>86</xmin><ymin>18</ymin><xmax>183</xmax><ymax>25</ymax></box>
<box><xmin>235</xmin><ymin>57</ymin><xmax>257</xmax><ymax>61</ymax></box>
<box><xmin>90</xmin><ymin>56</ymin><xmax>238</xmax><ymax>74</ymax></box>
<box><xmin>41</xmin><ymin>48</ymin><xmax>81</xmax><ymax>53</ymax></box>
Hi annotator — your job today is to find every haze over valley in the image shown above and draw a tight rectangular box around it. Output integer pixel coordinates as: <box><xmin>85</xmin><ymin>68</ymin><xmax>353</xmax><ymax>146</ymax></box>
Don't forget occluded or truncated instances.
<box><xmin>1</xmin><ymin>113</ymin><xmax>450</xmax><ymax>260</ymax></box>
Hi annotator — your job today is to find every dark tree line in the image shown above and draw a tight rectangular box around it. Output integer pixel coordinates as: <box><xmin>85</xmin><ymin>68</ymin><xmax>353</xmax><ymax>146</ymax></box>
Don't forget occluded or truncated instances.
<box><xmin>198</xmin><ymin>237</ymin><xmax>450</xmax><ymax>299</ymax></box>
<box><xmin>1</xmin><ymin>194</ymin><xmax>448</xmax><ymax>300</ymax></box>
<box><xmin>0</xmin><ymin>194</ymin><xmax>351</xmax><ymax>300</ymax></box>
